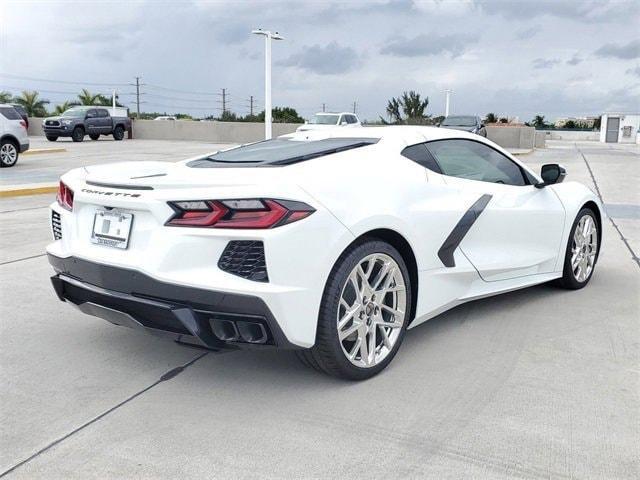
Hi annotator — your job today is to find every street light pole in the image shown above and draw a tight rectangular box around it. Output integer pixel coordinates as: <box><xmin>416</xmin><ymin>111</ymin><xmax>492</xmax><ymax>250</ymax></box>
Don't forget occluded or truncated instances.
<box><xmin>252</xmin><ymin>29</ymin><xmax>283</xmax><ymax>140</ymax></box>
<box><xmin>444</xmin><ymin>89</ymin><xmax>452</xmax><ymax>117</ymax></box>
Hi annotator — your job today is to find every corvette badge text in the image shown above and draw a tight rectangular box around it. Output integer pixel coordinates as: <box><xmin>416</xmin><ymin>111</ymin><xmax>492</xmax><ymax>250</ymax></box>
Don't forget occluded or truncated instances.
<box><xmin>81</xmin><ymin>188</ymin><xmax>141</xmax><ymax>198</ymax></box>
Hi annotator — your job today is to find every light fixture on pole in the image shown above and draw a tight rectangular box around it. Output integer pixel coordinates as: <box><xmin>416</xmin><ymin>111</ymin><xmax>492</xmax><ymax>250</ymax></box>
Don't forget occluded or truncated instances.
<box><xmin>252</xmin><ymin>28</ymin><xmax>284</xmax><ymax>140</ymax></box>
<box><xmin>444</xmin><ymin>89</ymin><xmax>453</xmax><ymax>117</ymax></box>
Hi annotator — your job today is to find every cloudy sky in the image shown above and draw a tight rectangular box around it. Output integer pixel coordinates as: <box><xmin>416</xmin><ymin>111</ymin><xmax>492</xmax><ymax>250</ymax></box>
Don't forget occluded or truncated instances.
<box><xmin>1</xmin><ymin>0</ymin><xmax>639</xmax><ymax>121</ymax></box>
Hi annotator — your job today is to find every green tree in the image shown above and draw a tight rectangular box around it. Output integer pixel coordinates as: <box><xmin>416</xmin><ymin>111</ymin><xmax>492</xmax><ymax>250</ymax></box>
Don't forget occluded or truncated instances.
<box><xmin>384</xmin><ymin>91</ymin><xmax>430</xmax><ymax>124</ymax></box>
<box><xmin>564</xmin><ymin>120</ymin><xmax>576</xmax><ymax>129</ymax></box>
<box><xmin>0</xmin><ymin>91</ymin><xmax>13</xmax><ymax>103</ymax></box>
<box><xmin>14</xmin><ymin>90</ymin><xmax>49</xmax><ymax>117</ymax></box>
<box><xmin>77</xmin><ymin>88</ymin><xmax>109</xmax><ymax>106</ymax></box>
<box><xmin>53</xmin><ymin>101</ymin><xmax>79</xmax><ymax>115</ymax></box>
<box><xmin>257</xmin><ymin>107</ymin><xmax>304</xmax><ymax>123</ymax></box>
<box><xmin>532</xmin><ymin>115</ymin><xmax>546</xmax><ymax>128</ymax></box>
<box><xmin>484</xmin><ymin>112</ymin><xmax>498</xmax><ymax>124</ymax></box>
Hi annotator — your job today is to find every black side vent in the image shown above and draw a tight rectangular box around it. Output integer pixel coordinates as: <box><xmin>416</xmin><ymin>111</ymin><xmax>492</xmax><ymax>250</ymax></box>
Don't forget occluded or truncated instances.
<box><xmin>52</xmin><ymin>211</ymin><xmax>62</xmax><ymax>240</ymax></box>
<box><xmin>218</xmin><ymin>241</ymin><xmax>268</xmax><ymax>282</ymax></box>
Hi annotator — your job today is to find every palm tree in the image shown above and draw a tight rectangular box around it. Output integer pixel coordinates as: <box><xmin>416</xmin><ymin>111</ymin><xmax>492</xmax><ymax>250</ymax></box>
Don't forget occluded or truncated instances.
<box><xmin>532</xmin><ymin>115</ymin><xmax>546</xmax><ymax>128</ymax></box>
<box><xmin>0</xmin><ymin>91</ymin><xmax>13</xmax><ymax>103</ymax></box>
<box><xmin>77</xmin><ymin>88</ymin><xmax>107</xmax><ymax>106</ymax></box>
<box><xmin>386</xmin><ymin>97</ymin><xmax>401</xmax><ymax>123</ymax></box>
<box><xmin>53</xmin><ymin>101</ymin><xmax>79</xmax><ymax>115</ymax></box>
<box><xmin>400</xmin><ymin>91</ymin><xmax>429</xmax><ymax>123</ymax></box>
<box><xmin>484</xmin><ymin>113</ymin><xmax>498</xmax><ymax>124</ymax></box>
<box><xmin>385</xmin><ymin>91</ymin><xmax>430</xmax><ymax>124</ymax></box>
<box><xmin>14</xmin><ymin>90</ymin><xmax>49</xmax><ymax>117</ymax></box>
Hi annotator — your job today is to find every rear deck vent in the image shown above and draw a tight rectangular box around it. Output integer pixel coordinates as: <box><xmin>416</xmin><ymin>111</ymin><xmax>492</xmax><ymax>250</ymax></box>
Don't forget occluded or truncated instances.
<box><xmin>218</xmin><ymin>241</ymin><xmax>268</xmax><ymax>282</ymax></box>
<box><xmin>52</xmin><ymin>211</ymin><xmax>62</xmax><ymax>240</ymax></box>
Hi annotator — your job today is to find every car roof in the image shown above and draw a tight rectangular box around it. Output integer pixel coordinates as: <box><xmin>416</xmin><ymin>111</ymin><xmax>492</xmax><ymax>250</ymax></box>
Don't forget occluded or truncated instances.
<box><xmin>314</xmin><ymin>112</ymin><xmax>357</xmax><ymax>116</ymax></box>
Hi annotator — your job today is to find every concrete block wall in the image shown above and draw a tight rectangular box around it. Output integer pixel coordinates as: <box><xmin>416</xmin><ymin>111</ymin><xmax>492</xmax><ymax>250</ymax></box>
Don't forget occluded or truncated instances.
<box><xmin>486</xmin><ymin>126</ymin><xmax>539</xmax><ymax>149</ymax></box>
<box><xmin>539</xmin><ymin>130</ymin><xmax>600</xmax><ymax>141</ymax></box>
<box><xmin>131</xmin><ymin>120</ymin><xmax>301</xmax><ymax>143</ymax></box>
<box><xmin>27</xmin><ymin>118</ymin><xmax>545</xmax><ymax>149</ymax></box>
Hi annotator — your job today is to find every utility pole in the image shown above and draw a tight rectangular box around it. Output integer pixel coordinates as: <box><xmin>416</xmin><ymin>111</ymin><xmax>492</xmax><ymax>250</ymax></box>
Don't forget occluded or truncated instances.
<box><xmin>444</xmin><ymin>89</ymin><xmax>452</xmax><ymax>117</ymax></box>
<box><xmin>135</xmin><ymin>77</ymin><xmax>141</xmax><ymax>118</ymax></box>
<box><xmin>249</xmin><ymin>95</ymin><xmax>254</xmax><ymax>116</ymax></box>
<box><xmin>322</xmin><ymin>103</ymin><xmax>326</xmax><ymax>112</ymax></box>
<box><xmin>221</xmin><ymin>88</ymin><xmax>227</xmax><ymax>115</ymax></box>
<box><xmin>352</xmin><ymin>101</ymin><xmax>357</xmax><ymax>114</ymax></box>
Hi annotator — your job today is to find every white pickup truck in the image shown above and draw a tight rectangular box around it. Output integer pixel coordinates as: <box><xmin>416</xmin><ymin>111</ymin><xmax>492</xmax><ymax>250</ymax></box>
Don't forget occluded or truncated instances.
<box><xmin>297</xmin><ymin>112</ymin><xmax>361</xmax><ymax>132</ymax></box>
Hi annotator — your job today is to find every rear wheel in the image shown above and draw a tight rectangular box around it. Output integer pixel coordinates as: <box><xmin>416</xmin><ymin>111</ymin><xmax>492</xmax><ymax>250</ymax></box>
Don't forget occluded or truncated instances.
<box><xmin>296</xmin><ymin>240</ymin><xmax>411</xmax><ymax>380</ymax></box>
<box><xmin>113</xmin><ymin>125</ymin><xmax>125</xmax><ymax>141</ymax></box>
<box><xmin>0</xmin><ymin>139</ymin><xmax>18</xmax><ymax>167</ymax></box>
<box><xmin>555</xmin><ymin>208</ymin><xmax>599</xmax><ymax>289</ymax></box>
<box><xmin>46</xmin><ymin>135</ymin><xmax>58</xmax><ymax>142</ymax></box>
<box><xmin>89</xmin><ymin>133</ymin><xmax>100</xmax><ymax>141</ymax></box>
<box><xmin>71</xmin><ymin>127</ymin><xmax>84</xmax><ymax>142</ymax></box>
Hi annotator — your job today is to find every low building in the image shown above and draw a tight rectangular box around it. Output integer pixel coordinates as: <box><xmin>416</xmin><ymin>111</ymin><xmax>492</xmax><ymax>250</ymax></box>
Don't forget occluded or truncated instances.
<box><xmin>600</xmin><ymin>113</ymin><xmax>640</xmax><ymax>144</ymax></box>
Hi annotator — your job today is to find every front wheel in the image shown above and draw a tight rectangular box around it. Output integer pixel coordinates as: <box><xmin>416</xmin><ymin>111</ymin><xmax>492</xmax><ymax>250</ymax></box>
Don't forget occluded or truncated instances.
<box><xmin>0</xmin><ymin>140</ymin><xmax>18</xmax><ymax>167</ymax></box>
<box><xmin>71</xmin><ymin>127</ymin><xmax>84</xmax><ymax>142</ymax></box>
<box><xmin>555</xmin><ymin>208</ymin><xmax>600</xmax><ymax>289</ymax></box>
<box><xmin>297</xmin><ymin>240</ymin><xmax>411</xmax><ymax>380</ymax></box>
<box><xmin>113</xmin><ymin>125</ymin><xmax>125</xmax><ymax>141</ymax></box>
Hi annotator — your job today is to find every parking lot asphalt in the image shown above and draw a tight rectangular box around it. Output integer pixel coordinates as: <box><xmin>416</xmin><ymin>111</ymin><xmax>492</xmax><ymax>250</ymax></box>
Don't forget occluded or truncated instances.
<box><xmin>0</xmin><ymin>140</ymin><xmax>638</xmax><ymax>479</ymax></box>
<box><xmin>1</xmin><ymin>137</ymin><xmax>231</xmax><ymax>187</ymax></box>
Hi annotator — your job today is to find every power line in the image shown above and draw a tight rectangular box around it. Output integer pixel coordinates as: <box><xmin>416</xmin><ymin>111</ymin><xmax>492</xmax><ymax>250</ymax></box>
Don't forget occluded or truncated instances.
<box><xmin>0</xmin><ymin>73</ymin><xmax>129</xmax><ymax>87</ymax></box>
<box><xmin>144</xmin><ymin>83</ymin><xmax>222</xmax><ymax>96</ymax></box>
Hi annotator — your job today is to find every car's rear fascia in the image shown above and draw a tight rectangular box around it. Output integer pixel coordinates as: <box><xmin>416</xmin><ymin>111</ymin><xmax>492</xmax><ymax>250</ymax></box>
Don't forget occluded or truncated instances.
<box><xmin>47</xmin><ymin>174</ymin><xmax>355</xmax><ymax>349</ymax></box>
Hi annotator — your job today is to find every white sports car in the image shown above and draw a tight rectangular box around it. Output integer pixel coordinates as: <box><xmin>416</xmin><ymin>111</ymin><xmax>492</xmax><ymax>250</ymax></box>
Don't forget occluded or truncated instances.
<box><xmin>47</xmin><ymin>127</ymin><xmax>603</xmax><ymax>380</ymax></box>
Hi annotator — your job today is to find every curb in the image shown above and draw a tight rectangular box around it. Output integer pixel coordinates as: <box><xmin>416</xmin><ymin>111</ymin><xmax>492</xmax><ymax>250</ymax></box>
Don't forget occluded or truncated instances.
<box><xmin>0</xmin><ymin>184</ymin><xmax>58</xmax><ymax>198</ymax></box>
<box><xmin>22</xmin><ymin>148</ymin><xmax>67</xmax><ymax>156</ymax></box>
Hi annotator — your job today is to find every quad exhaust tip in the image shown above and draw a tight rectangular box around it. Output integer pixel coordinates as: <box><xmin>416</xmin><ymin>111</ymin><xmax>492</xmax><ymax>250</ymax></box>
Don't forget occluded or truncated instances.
<box><xmin>210</xmin><ymin>318</ymin><xmax>268</xmax><ymax>344</ymax></box>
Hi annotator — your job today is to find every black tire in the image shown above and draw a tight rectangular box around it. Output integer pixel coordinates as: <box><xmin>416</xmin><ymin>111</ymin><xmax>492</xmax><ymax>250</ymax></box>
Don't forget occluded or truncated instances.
<box><xmin>296</xmin><ymin>239</ymin><xmax>412</xmax><ymax>380</ymax></box>
<box><xmin>113</xmin><ymin>125</ymin><xmax>125</xmax><ymax>141</ymax></box>
<box><xmin>555</xmin><ymin>207</ymin><xmax>600</xmax><ymax>289</ymax></box>
<box><xmin>89</xmin><ymin>134</ymin><xmax>100</xmax><ymax>141</ymax></box>
<box><xmin>0</xmin><ymin>139</ymin><xmax>19</xmax><ymax>167</ymax></box>
<box><xmin>46</xmin><ymin>135</ymin><xmax>58</xmax><ymax>142</ymax></box>
<box><xmin>71</xmin><ymin>127</ymin><xmax>84</xmax><ymax>142</ymax></box>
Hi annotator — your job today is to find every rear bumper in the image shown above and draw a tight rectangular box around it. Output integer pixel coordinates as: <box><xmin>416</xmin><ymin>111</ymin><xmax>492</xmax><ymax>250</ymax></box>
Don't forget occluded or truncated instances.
<box><xmin>20</xmin><ymin>142</ymin><xmax>29</xmax><ymax>153</ymax></box>
<box><xmin>48</xmin><ymin>254</ymin><xmax>299</xmax><ymax>351</ymax></box>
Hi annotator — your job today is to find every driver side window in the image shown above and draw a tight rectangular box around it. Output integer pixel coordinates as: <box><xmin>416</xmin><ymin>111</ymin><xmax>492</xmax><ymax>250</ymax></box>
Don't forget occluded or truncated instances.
<box><xmin>425</xmin><ymin>139</ymin><xmax>527</xmax><ymax>186</ymax></box>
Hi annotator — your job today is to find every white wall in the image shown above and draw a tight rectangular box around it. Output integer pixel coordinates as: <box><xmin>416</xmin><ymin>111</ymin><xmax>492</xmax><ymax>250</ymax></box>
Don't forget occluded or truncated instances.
<box><xmin>540</xmin><ymin>130</ymin><xmax>600</xmax><ymax>141</ymax></box>
<box><xmin>600</xmin><ymin>114</ymin><xmax>640</xmax><ymax>143</ymax></box>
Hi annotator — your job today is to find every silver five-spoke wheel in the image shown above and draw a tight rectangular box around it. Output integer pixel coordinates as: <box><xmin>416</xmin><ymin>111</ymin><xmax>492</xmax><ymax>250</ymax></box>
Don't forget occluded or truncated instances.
<box><xmin>337</xmin><ymin>253</ymin><xmax>407</xmax><ymax>368</ymax></box>
<box><xmin>571</xmin><ymin>214</ymin><xmax>598</xmax><ymax>283</ymax></box>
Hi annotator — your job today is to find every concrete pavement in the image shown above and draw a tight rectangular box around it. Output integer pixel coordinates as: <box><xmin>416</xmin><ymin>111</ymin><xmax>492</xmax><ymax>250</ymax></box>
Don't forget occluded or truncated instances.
<box><xmin>0</xmin><ymin>140</ymin><xmax>638</xmax><ymax>479</ymax></box>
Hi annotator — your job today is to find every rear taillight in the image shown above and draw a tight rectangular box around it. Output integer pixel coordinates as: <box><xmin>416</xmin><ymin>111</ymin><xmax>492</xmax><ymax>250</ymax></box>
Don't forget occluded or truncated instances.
<box><xmin>166</xmin><ymin>199</ymin><xmax>314</xmax><ymax>229</ymax></box>
<box><xmin>57</xmin><ymin>181</ymin><xmax>74</xmax><ymax>211</ymax></box>
<box><xmin>19</xmin><ymin>120</ymin><xmax>27</xmax><ymax>130</ymax></box>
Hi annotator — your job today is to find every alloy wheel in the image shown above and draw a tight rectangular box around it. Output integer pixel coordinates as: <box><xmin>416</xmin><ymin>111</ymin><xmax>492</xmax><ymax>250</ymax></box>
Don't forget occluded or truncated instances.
<box><xmin>0</xmin><ymin>143</ymin><xmax>17</xmax><ymax>166</ymax></box>
<box><xmin>337</xmin><ymin>253</ymin><xmax>407</xmax><ymax>368</ymax></box>
<box><xmin>571</xmin><ymin>214</ymin><xmax>598</xmax><ymax>282</ymax></box>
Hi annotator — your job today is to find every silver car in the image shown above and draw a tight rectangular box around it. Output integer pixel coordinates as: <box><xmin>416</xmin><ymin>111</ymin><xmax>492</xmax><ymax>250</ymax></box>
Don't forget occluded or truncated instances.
<box><xmin>0</xmin><ymin>104</ymin><xmax>29</xmax><ymax>167</ymax></box>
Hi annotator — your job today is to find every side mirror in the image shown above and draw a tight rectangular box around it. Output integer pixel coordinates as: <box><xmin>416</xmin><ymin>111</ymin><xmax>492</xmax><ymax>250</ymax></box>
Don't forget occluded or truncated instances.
<box><xmin>480</xmin><ymin>123</ymin><xmax>485</xmax><ymax>128</ymax></box>
<box><xmin>536</xmin><ymin>163</ymin><xmax>566</xmax><ymax>188</ymax></box>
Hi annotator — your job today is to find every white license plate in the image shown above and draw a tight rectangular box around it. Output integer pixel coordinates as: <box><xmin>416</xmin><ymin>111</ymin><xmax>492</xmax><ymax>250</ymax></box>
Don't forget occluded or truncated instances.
<box><xmin>91</xmin><ymin>210</ymin><xmax>133</xmax><ymax>249</ymax></box>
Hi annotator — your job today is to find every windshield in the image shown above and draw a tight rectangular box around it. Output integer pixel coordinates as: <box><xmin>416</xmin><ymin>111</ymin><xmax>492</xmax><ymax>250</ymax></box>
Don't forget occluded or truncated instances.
<box><xmin>61</xmin><ymin>108</ymin><xmax>87</xmax><ymax>118</ymax></box>
<box><xmin>309</xmin><ymin>114</ymin><xmax>340</xmax><ymax>125</ymax></box>
<box><xmin>442</xmin><ymin>116</ymin><xmax>477</xmax><ymax>127</ymax></box>
<box><xmin>188</xmin><ymin>137</ymin><xmax>379</xmax><ymax>168</ymax></box>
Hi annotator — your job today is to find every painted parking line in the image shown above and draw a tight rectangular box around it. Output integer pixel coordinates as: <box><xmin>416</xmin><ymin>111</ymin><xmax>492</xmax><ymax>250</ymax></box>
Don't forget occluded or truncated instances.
<box><xmin>0</xmin><ymin>183</ymin><xmax>58</xmax><ymax>198</ymax></box>
<box><xmin>22</xmin><ymin>148</ymin><xmax>67</xmax><ymax>155</ymax></box>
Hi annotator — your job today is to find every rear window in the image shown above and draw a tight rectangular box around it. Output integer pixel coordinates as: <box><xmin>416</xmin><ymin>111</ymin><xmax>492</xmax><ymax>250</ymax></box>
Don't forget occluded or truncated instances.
<box><xmin>0</xmin><ymin>107</ymin><xmax>21</xmax><ymax>120</ymax></box>
<box><xmin>188</xmin><ymin>137</ymin><xmax>379</xmax><ymax>168</ymax></box>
